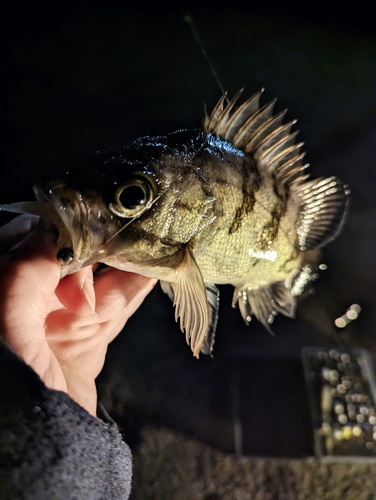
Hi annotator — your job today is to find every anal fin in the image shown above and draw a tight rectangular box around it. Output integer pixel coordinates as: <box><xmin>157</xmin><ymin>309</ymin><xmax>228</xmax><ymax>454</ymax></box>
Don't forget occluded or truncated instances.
<box><xmin>233</xmin><ymin>281</ymin><xmax>297</xmax><ymax>332</ymax></box>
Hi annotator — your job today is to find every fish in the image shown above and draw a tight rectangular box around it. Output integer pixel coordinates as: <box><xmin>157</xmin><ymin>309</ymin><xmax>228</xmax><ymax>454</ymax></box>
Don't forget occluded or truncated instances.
<box><xmin>0</xmin><ymin>89</ymin><xmax>349</xmax><ymax>357</ymax></box>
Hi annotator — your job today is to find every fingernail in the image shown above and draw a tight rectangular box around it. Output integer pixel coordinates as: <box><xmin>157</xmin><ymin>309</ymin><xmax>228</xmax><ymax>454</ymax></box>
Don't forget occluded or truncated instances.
<box><xmin>81</xmin><ymin>276</ymin><xmax>96</xmax><ymax>313</ymax></box>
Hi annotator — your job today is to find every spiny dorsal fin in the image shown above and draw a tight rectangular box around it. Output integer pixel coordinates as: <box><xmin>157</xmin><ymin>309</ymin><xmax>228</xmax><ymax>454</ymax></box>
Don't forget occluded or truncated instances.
<box><xmin>233</xmin><ymin>99</ymin><xmax>277</xmax><ymax>149</ymax></box>
<box><xmin>203</xmin><ymin>89</ymin><xmax>308</xmax><ymax>187</ymax></box>
<box><xmin>205</xmin><ymin>89</ymin><xmax>244</xmax><ymax>137</ymax></box>
<box><xmin>293</xmin><ymin>176</ymin><xmax>350</xmax><ymax>251</ymax></box>
<box><xmin>244</xmin><ymin>110</ymin><xmax>289</xmax><ymax>154</ymax></box>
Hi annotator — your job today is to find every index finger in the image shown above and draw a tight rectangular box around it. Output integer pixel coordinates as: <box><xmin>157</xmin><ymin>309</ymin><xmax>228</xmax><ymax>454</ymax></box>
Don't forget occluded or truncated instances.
<box><xmin>92</xmin><ymin>267</ymin><xmax>157</xmax><ymax>342</ymax></box>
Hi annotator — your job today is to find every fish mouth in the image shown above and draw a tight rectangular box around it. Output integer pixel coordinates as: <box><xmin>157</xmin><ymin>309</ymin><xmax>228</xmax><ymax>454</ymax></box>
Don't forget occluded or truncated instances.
<box><xmin>0</xmin><ymin>179</ymin><xmax>129</xmax><ymax>276</ymax></box>
<box><xmin>33</xmin><ymin>181</ymin><xmax>94</xmax><ymax>275</ymax></box>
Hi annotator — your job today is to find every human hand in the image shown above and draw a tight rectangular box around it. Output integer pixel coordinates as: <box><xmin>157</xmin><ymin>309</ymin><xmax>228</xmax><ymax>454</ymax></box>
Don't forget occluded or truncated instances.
<box><xmin>0</xmin><ymin>215</ymin><xmax>157</xmax><ymax>416</ymax></box>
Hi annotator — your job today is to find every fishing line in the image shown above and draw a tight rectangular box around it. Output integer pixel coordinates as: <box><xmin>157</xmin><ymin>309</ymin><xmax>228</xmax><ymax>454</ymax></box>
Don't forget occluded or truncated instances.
<box><xmin>96</xmin><ymin>192</ymin><xmax>165</xmax><ymax>253</ymax></box>
<box><xmin>184</xmin><ymin>15</ymin><xmax>243</xmax><ymax>180</ymax></box>
<box><xmin>97</xmin><ymin>216</ymin><xmax>135</xmax><ymax>251</ymax></box>
<box><xmin>184</xmin><ymin>14</ymin><xmax>229</xmax><ymax>104</ymax></box>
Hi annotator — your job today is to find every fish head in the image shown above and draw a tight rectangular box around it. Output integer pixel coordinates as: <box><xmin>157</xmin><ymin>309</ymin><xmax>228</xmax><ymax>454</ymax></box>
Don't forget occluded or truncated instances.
<box><xmin>33</xmin><ymin>131</ymin><xmax>216</xmax><ymax>278</ymax></box>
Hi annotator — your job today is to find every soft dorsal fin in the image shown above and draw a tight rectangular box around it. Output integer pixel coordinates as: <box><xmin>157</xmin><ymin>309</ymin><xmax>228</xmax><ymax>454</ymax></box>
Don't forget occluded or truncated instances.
<box><xmin>293</xmin><ymin>176</ymin><xmax>350</xmax><ymax>251</ymax></box>
<box><xmin>203</xmin><ymin>89</ymin><xmax>309</xmax><ymax>188</ymax></box>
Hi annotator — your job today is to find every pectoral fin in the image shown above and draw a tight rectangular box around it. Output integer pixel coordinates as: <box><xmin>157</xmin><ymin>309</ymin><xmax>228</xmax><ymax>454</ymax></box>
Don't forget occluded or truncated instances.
<box><xmin>160</xmin><ymin>280</ymin><xmax>175</xmax><ymax>302</ymax></box>
<box><xmin>160</xmin><ymin>248</ymin><xmax>219</xmax><ymax>358</ymax></box>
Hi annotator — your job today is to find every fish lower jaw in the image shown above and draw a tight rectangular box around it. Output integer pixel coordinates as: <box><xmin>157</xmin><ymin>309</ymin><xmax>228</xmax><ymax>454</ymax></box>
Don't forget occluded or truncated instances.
<box><xmin>100</xmin><ymin>255</ymin><xmax>180</xmax><ymax>282</ymax></box>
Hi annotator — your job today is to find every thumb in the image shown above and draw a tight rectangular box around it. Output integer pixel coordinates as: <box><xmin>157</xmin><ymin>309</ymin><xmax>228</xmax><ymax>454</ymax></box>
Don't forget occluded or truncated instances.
<box><xmin>0</xmin><ymin>228</ymin><xmax>61</xmax><ymax>362</ymax></box>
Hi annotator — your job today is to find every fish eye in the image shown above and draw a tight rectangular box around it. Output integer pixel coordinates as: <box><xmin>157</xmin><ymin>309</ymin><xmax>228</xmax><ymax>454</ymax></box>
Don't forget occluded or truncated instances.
<box><xmin>109</xmin><ymin>175</ymin><xmax>156</xmax><ymax>218</ymax></box>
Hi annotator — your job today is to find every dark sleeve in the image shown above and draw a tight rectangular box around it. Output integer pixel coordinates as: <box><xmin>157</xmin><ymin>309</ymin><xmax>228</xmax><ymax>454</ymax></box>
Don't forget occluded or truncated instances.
<box><xmin>0</xmin><ymin>341</ymin><xmax>132</xmax><ymax>500</ymax></box>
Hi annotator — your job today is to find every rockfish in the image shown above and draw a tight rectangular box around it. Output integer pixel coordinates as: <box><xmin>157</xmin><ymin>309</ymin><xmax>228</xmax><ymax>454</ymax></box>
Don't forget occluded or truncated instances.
<box><xmin>1</xmin><ymin>90</ymin><xmax>349</xmax><ymax>357</ymax></box>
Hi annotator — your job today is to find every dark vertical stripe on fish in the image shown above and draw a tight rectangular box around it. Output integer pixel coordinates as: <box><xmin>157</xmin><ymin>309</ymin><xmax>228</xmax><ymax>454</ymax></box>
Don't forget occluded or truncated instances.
<box><xmin>229</xmin><ymin>156</ymin><xmax>262</xmax><ymax>235</ymax></box>
<box><xmin>272</xmin><ymin>173</ymin><xmax>289</xmax><ymax>203</ymax></box>
<box><xmin>258</xmin><ymin>200</ymin><xmax>287</xmax><ymax>249</ymax></box>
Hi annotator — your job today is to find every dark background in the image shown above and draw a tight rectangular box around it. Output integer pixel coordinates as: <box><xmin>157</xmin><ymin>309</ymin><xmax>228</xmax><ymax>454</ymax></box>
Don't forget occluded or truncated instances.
<box><xmin>1</xmin><ymin>3</ymin><xmax>375</xmax><ymax>458</ymax></box>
